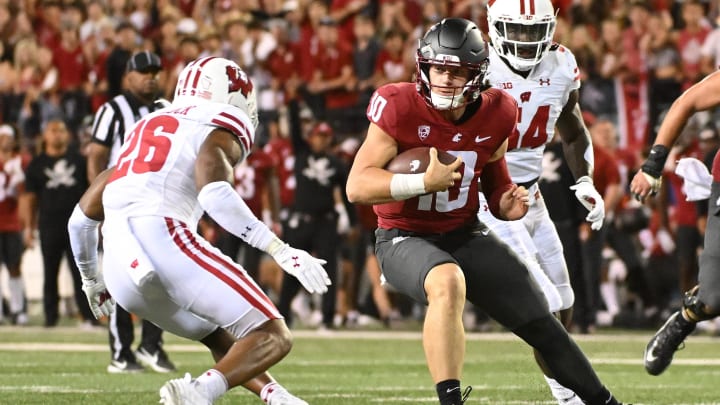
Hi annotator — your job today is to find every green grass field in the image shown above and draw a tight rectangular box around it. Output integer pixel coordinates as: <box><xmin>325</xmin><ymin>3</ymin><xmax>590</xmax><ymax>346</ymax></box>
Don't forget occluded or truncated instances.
<box><xmin>1</xmin><ymin>326</ymin><xmax>719</xmax><ymax>404</ymax></box>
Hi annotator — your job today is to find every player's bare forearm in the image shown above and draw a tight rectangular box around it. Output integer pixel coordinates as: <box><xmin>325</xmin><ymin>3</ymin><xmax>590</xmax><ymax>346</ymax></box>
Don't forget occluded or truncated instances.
<box><xmin>347</xmin><ymin>124</ymin><xmax>399</xmax><ymax>204</ymax></box>
<box><xmin>347</xmin><ymin>165</ymin><xmax>398</xmax><ymax>204</ymax></box>
<box><xmin>557</xmin><ymin>91</ymin><xmax>593</xmax><ymax>180</ymax></box>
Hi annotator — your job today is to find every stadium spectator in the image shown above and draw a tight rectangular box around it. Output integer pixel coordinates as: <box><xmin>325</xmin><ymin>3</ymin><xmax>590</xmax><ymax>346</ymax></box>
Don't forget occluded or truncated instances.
<box><xmin>35</xmin><ymin>0</ymin><xmax>63</xmax><ymax>50</ymax></box>
<box><xmin>20</xmin><ymin>119</ymin><xmax>94</xmax><ymax>328</ymax></box>
<box><xmin>619</xmin><ymin>0</ymin><xmax>651</xmax><ymax>150</ymax></box>
<box><xmin>297</xmin><ymin>0</ymin><xmax>329</xmax><ymax>92</ymax></box>
<box><xmin>372</xmin><ymin>29</ymin><xmax>409</xmax><ymax>88</ymax></box>
<box><xmin>105</xmin><ymin>21</ymin><xmax>139</xmax><ymax>99</ymax></box>
<box><xmin>52</xmin><ymin>18</ymin><xmax>91</xmax><ymax>136</ymax></box>
<box><xmin>0</xmin><ymin>124</ymin><xmax>28</xmax><ymax>325</ymax></box>
<box><xmin>642</xmin><ymin>10</ymin><xmax>682</xmax><ymax>141</ymax></box>
<box><xmin>578</xmin><ymin>121</ymin><xmax>623</xmax><ymax>333</ymax></box>
<box><xmin>376</xmin><ymin>0</ymin><xmax>418</xmax><ymax>37</ymax></box>
<box><xmin>198</xmin><ymin>26</ymin><xmax>223</xmax><ymax>58</ymax></box>
<box><xmin>305</xmin><ymin>16</ymin><xmax>359</xmax><ymax>137</ymax></box>
<box><xmin>329</xmin><ymin>0</ymin><xmax>371</xmax><ymax>44</ymax></box>
<box><xmin>351</xmin><ymin>11</ymin><xmax>381</xmax><ymax>109</ymax></box>
<box><xmin>277</xmin><ymin>105</ymin><xmax>347</xmax><ymax>330</ymax></box>
<box><xmin>676</xmin><ymin>0</ymin><xmax>710</xmax><ymax>90</ymax></box>
<box><xmin>220</xmin><ymin>12</ymin><xmax>251</xmax><ymax>67</ymax></box>
<box><xmin>700</xmin><ymin>20</ymin><xmax>720</xmax><ymax>76</ymax></box>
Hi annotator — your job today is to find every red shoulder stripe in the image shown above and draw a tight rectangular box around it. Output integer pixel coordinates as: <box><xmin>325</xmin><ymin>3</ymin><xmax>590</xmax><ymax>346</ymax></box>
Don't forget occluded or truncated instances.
<box><xmin>211</xmin><ymin>112</ymin><xmax>252</xmax><ymax>153</ymax></box>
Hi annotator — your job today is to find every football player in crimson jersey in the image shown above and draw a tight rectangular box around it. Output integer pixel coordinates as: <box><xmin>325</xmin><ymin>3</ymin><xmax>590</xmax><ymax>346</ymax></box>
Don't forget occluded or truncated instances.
<box><xmin>346</xmin><ymin>18</ymin><xmax>624</xmax><ymax>405</ymax></box>
<box><xmin>632</xmin><ymin>70</ymin><xmax>720</xmax><ymax>376</ymax></box>
<box><xmin>481</xmin><ymin>1</ymin><xmax>606</xmax><ymax>403</ymax></box>
<box><xmin>67</xmin><ymin>57</ymin><xmax>331</xmax><ymax>405</ymax></box>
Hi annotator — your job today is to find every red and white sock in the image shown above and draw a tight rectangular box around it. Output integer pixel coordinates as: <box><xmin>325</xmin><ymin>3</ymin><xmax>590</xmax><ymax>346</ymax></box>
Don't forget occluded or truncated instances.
<box><xmin>195</xmin><ymin>369</ymin><xmax>228</xmax><ymax>401</ymax></box>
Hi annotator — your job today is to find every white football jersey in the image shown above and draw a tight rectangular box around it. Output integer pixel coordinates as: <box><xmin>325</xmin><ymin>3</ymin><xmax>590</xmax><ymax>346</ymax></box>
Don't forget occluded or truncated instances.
<box><xmin>103</xmin><ymin>102</ymin><xmax>255</xmax><ymax>227</ymax></box>
<box><xmin>485</xmin><ymin>45</ymin><xmax>580</xmax><ymax>183</ymax></box>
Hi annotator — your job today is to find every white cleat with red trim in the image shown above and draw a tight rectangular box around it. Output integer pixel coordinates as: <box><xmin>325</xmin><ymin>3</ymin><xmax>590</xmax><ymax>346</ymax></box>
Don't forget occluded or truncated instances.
<box><xmin>262</xmin><ymin>382</ymin><xmax>309</xmax><ymax>405</ymax></box>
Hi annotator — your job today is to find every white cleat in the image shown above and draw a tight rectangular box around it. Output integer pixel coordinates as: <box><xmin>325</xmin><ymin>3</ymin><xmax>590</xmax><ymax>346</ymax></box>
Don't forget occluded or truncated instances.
<box><xmin>159</xmin><ymin>373</ymin><xmax>212</xmax><ymax>405</ymax></box>
<box><xmin>264</xmin><ymin>386</ymin><xmax>309</xmax><ymax>405</ymax></box>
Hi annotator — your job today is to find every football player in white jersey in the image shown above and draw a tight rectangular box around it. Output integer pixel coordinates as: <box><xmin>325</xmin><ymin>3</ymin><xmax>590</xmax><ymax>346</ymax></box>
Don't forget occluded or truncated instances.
<box><xmin>67</xmin><ymin>57</ymin><xmax>331</xmax><ymax>405</ymax></box>
<box><xmin>480</xmin><ymin>1</ymin><xmax>605</xmax><ymax>404</ymax></box>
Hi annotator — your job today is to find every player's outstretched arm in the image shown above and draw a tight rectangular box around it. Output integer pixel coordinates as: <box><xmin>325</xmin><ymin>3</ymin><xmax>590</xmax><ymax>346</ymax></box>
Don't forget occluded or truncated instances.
<box><xmin>632</xmin><ymin>70</ymin><xmax>720</xmax><ymax>201</ymax></box>
<box><xmin>68</xmin><ymin>167</ymin><xmax>116</xmax><ymax>319</ymax></box>
<box><xmin>196</xmin><ymin>129</ymin><xmax>330</xmax><ymax>294</ymax></box>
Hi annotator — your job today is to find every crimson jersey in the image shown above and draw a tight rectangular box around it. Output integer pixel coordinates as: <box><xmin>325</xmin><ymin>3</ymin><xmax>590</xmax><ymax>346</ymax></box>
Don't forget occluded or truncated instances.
<box><xmin>0</xmin><ymin>155</ymin><xmax>24</xmax><ymax>232</ymax></box>
<box><xmin>368</xmin><ymin>83</ymin><xmax>518</xmax><ymax>233</ymax></box>
<box><xmin>263</xmin><ymin>137</ymin><xmax>295</xmax><ymax>208</ymax></box>
<box><xmin>712</xmin><ymin>149</ymin><xmax>720</xmax><ymax>182</ymax></box>
<box><xmin>233</xmin><ymin>149</ymin><xmax>274</xmax><ymax>217</ymax></box>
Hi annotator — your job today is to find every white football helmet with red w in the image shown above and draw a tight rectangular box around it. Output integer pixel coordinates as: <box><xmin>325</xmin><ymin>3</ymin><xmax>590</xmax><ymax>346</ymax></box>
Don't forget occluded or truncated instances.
<box><xmin>487</xmin><ymin>0</ymin><xmax>557</xmax><ymax>71</ymax></box>
<box><xmin>173</xmin><ymin>57</ymin><xmax>259</xmax><ymax>128</ymax></box>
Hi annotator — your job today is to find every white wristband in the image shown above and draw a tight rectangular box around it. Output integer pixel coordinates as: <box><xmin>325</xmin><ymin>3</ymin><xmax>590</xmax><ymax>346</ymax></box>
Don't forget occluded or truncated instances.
<box><xmin>390</xmin><ymin>173</ymin><xmax>426</xmax><ymax>200</ymax></box>
<box><xmin>576</xmin><ymin>175</ymin><xmax>593</xmax><ymax>184</ymax></box>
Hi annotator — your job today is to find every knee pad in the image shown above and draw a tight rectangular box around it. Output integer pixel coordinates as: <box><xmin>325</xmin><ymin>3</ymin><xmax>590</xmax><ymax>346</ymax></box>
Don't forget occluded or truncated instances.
<box><xmin>683</xmin><ymin>286</ymin><xmax>718</xmax><ymax>321</ymax></box>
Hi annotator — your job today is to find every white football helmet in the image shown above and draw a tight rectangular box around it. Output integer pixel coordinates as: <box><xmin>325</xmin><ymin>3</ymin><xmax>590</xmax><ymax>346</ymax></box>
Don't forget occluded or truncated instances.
<box><xmin>173</xmin><ymin>56</ymin><xmax>259</xmax><ymax>128</ymax></box>
<box><xmin>487</xmin><ymin>0</ymin><xmax>557</xmax><ymax>71</ymax></box>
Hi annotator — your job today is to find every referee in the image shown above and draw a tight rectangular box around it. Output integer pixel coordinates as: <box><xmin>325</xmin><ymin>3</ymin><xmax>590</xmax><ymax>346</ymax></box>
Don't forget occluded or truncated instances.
<box><xmin>87</xmin><ymin>51</ymin><xmax>175</xmax><ymax>374</ymax></box>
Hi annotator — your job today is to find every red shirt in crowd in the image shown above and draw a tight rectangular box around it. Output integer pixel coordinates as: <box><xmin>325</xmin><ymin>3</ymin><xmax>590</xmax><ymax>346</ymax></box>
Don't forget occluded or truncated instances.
<box><xmin>264</xmin><ymin>136</ymin><xmax>296</xmax><ymax>208</ymax></box>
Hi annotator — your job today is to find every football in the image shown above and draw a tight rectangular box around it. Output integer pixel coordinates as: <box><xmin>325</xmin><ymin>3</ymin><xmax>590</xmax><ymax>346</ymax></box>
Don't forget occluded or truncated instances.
<box><xmin>385</xmin><ymin>147</ymin><xmax>457</xmax><ymax>174</ymax></box>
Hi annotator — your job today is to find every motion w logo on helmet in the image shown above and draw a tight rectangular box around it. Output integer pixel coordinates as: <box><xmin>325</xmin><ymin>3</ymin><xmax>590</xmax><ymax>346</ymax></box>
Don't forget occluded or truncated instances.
<box><xmin>226</xmin><ymin>66</ymin><xmax>253</xmax><ymax>97</ymax></box>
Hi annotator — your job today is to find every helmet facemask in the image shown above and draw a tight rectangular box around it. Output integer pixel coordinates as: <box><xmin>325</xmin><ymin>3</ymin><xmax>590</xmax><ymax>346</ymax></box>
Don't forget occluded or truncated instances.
<box><xmin>491</xmin><ymin>20</ymin><xmax>555</xmax><ymax>71</ymax></box>
<box><xmin>486</xmin><ymin>0</ymin><xmax>557</xmax><ymax>72</ymax></box>
<box><xmin>416</xmin><ymin>46</ymin><xmax>489</xmax><ymax>110</ymax></box>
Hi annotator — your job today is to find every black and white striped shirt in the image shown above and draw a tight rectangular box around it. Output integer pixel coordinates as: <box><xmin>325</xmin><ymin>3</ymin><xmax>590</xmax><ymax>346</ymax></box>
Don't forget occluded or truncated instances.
<box><xmin>90</xmin><ymin>92</ymin><xmax>156</xmax><ymax>167</ymax></box>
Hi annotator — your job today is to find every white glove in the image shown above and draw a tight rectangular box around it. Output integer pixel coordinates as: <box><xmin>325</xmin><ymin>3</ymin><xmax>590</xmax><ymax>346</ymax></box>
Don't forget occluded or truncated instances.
<box><xmin>81</xmin><ymin>277</ymin><xmax>115</xmax><ymax>319</ymax></box>
<box><xmin>270</xmin><ymin>243</ymin><xmax>331</xmax><ymax>294</ymax></box>
<box><xmin>569</xmin><ymin>176</ymin><xmax>605</xmax><ymax>231</ymax></box>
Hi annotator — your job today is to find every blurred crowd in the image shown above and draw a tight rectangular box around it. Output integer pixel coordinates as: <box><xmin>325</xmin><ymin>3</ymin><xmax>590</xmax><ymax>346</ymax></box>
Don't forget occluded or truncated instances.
<box><xmin>1</xmin><ymin>0</ymin><xmax>720</xmax><ymax>334</ymax></box>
